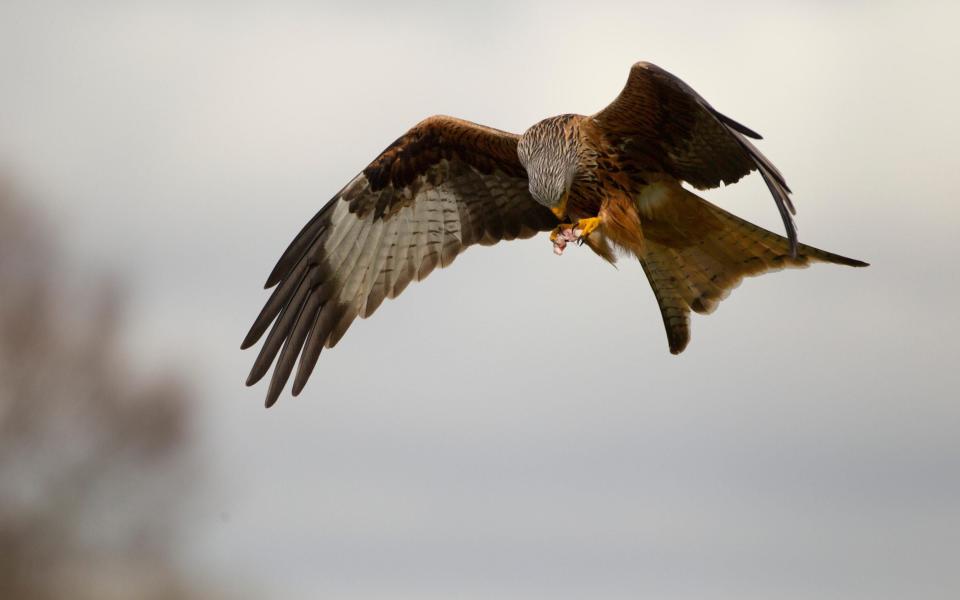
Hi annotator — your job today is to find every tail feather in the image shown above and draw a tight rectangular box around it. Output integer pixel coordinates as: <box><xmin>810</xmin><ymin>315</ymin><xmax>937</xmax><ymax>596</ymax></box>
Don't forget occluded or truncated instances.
<box><xmin>634</xmin><ymin>185</ymin><xmax>866</xmax><ymax>353</ymax></box>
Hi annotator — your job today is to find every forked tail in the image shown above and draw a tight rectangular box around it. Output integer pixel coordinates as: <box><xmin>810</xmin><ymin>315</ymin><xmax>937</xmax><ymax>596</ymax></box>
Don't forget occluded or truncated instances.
<box><xmin>634</xmin><ymin>185</ymin><xmax>867</xmax><ymax>353</ymax></box>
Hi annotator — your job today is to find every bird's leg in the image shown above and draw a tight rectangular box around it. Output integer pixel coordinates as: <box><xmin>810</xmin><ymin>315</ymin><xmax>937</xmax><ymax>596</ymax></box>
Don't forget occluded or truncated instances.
<box><xmin>574</xmin><ymin>217</ymin><xmax>601</xmax><ymax>238</ymax></box>
<box><xmin>551</xmin><ymin>217</ymin><xmax>602</xmax><ymax>255</ymax></box>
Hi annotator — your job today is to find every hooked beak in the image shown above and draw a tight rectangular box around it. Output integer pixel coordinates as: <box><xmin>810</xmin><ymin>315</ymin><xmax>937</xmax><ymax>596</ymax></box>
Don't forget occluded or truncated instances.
<box><xmin>550</xmin><ymin>192</ymin><xmax>569</xmax><ymax>220</ymax></box>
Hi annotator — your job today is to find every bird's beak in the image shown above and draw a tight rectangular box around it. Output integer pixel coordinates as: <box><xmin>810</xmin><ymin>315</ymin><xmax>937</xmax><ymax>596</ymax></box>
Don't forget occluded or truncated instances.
<box><xmin>551</xmin><ymin>192</ymin><xmax>569</xmax><ymax>220</ymax></box>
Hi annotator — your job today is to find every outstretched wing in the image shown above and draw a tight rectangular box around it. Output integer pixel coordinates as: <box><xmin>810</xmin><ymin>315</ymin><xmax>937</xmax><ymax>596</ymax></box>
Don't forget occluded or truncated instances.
<box><xmin>242</xmin><ymin>115</ymin><xmax>557</xmax><ymax>406</ymax></box>
<box><xmin>592</xmin><ymin>61</ymin><xmax>798</xmax><ymax>256</ymax></box>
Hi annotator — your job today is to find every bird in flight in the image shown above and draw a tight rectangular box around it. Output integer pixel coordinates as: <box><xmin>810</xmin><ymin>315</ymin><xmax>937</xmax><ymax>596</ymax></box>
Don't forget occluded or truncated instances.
<box><xmin>242</xmin><ymin>61</ymin><xmax>866</xmax><ymax>407</ymax></box>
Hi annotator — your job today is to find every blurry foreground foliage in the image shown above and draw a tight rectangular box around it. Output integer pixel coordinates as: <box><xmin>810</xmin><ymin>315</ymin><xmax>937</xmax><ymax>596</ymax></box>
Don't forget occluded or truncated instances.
<box><xmin>0</xmin><ymin>178</ymin><xmax>213</xmax><ymax>599</ymax></box>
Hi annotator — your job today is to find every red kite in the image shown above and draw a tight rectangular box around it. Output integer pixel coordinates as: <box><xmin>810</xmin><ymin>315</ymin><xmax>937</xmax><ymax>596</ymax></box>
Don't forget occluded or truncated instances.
<box><xmin>243</xmin><ymin>62</ymin><xmax>866</xmax><ymax>407</ymax></box>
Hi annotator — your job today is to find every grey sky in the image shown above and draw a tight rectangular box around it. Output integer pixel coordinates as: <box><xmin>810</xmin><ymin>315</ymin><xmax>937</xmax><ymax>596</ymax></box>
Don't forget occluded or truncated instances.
<box><xmin>1</xmin><ymin>1</ymin><xmax>959</xmax><ymax>598</ymax></box>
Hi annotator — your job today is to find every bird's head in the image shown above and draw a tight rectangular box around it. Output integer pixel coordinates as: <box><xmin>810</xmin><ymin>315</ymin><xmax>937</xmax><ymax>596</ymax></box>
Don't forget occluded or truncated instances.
<box><xmin>517</xmin><ymin>116</ymin><xmax>580</xmax><ymax>218</ymax></box>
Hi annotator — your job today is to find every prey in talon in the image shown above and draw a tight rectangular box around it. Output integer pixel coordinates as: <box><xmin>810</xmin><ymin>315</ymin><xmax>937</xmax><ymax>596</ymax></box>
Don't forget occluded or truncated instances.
<box><xmin>551</xmin><ymin>217</ymin><xmax>601</xmax><ymax>255</ymax></box>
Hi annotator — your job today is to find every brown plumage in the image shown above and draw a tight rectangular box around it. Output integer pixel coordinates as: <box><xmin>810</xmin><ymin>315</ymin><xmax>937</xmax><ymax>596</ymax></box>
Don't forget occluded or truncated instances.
<box><xmin>243</xmin><ymin>61</ymin><xmax>866</xmax><ymax>406</ymax></box>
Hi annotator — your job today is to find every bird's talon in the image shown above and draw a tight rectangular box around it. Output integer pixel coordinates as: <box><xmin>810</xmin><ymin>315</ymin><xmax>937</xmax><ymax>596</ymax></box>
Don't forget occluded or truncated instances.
<box><xmin>550</xmin><ymin>219</ymin><xmax>600</xmax><ymax>254</ymax></box>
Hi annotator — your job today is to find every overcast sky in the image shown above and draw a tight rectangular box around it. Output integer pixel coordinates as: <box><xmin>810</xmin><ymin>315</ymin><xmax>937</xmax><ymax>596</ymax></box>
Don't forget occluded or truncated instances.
<box><xmin>2</xmin><ymin>1</ymin><xmax>959</xmax><ymax>598</ymax></box>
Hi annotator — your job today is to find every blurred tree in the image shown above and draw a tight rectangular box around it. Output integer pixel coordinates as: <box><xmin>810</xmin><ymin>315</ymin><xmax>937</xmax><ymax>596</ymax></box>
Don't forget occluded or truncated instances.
<box><xmin>0</xmin><ymin>177</ymin><xmax>211</xmax><ymax>599</ymax></box>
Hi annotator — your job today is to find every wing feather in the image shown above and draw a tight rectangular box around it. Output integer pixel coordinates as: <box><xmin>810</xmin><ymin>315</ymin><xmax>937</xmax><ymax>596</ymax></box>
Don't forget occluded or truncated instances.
<box><xmin>592</xmin><ymin>61</ymin><xmax>799</xmax><ymax>256</ymax></box>
<box><xmin>243</xmin><ymin>115</ymin><xmax>557</xmax><ymax>406</ymax></box>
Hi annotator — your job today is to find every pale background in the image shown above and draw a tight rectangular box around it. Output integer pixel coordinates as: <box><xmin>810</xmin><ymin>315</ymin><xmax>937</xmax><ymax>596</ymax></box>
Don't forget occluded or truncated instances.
<box><xmin>1</xmin><ymin>1</ymin><xmax>959</xmax><ymax>598</ymax></box>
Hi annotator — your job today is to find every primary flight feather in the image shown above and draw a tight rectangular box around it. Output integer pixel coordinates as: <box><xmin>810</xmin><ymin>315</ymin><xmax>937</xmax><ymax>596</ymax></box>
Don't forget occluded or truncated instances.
<box><xmin>242</xmin><ymin>61</ymin><xmax>867</xmax><ymax>407</ymax></box>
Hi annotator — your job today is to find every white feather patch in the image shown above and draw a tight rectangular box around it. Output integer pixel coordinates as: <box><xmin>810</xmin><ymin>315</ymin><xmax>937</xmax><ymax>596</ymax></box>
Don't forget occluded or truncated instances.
<box><xmin>636</xmin><ymin>181</ymin><xmax>676</xmax><ymax>219</ymax></box>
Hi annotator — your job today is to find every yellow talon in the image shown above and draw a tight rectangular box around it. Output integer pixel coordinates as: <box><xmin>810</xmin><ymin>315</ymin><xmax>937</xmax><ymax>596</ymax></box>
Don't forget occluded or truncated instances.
<box><xmin>550</xmin><ymin>217</ymin><xmax>602</xmax><ymax>256</ymax></box>
<box><xmin>575</xmin><ymin>217</ymin><xmax>601</xmax><ymax>238</ymax></box>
